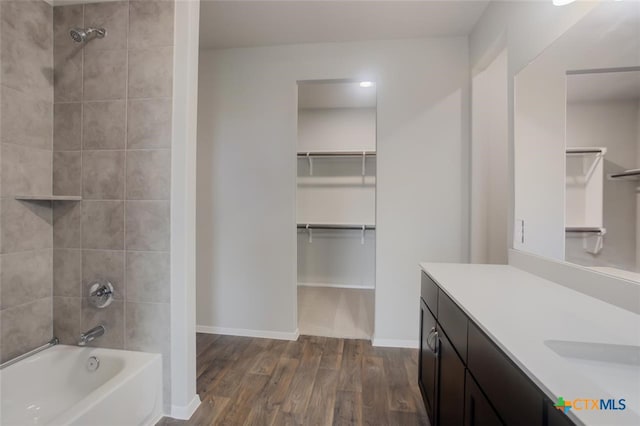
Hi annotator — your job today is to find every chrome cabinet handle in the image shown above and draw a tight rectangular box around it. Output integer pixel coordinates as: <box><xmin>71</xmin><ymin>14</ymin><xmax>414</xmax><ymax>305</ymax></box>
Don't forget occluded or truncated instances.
<box><xmin>425</xmin><ymin>327</ymin><xmax>436</xmax><ymax>352</ymax></box>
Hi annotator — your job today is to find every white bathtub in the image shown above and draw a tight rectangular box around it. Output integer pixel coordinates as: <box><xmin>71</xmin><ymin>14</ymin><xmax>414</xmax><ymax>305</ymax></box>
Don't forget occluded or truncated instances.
<box><xmin>0</xmin><ymin>345</ymin><xmax>163</xmax><ymax>426</ymax></box>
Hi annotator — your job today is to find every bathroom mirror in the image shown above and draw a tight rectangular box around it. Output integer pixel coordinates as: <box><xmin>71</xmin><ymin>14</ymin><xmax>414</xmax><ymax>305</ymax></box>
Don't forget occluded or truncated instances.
<box><xmin>514</xmin><ymin>1</ymin><xmax>640</xmax><ymax>280</ymax></box>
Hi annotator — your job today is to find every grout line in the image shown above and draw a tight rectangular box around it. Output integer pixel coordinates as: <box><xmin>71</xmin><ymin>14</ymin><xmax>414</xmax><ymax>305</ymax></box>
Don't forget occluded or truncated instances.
<box><xmin>123</xmin><ymin>0</ymin><xmax>131</xmax><ymax>350</ymax></box>
<box><xmin>78</xmin><ymin>2</ymin><xmax>85</xmax><ymax>337</ymax></box>
<box><xmin>54</xmin><ymin>96</ymin><xmax>173</xmax><ymax>104</ymax></box>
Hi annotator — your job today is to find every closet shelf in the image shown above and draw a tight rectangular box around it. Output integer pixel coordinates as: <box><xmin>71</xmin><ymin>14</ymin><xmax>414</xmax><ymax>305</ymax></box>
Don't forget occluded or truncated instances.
<box><xmin>566</xmin><ymin>147</ymin><xmax>607</xmax><ymax>155</ymax></box>
<box><xmin>608</xmin><ymin>169</ymin><xmax>640</xmax><ymax>181</ymax></box>
<box><xmin>297</xmin><ymin>223</ymin><xmax>375</xmax><ymax>230</ymax></box>
<box><xmin>15</xmin><ymin>195</ymin><xmax>82</xmax><ymax>201</ymax></box>
<box><xmin>297</xmin><ymin>151</ymin><xmax>376</xmax><ymax>158</ymax></box>
<box><xmin>565</xmin><ymin>226</ymin><xmax>606</xmax><ymax>236</ymax></box>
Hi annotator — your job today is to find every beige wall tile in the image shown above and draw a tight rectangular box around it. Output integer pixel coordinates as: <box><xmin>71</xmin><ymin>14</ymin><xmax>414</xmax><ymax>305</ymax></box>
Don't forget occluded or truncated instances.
<box><xmin>83</xmin><ymin>48</ymin><xmax>127</xmax><ymax>100</ymax></box>
<box><xmin>81</xmin><ymin>298</ymin><xmax>124</xmax><ymax>349</ymax></box>
<box><xmin>53</xmin><ymin>248</ymin><xmax>82</xmax><ymax>297</ymax></box>
<box><xmin>53</xmin><ymin>4</ymin><xmax>83</xmax><ymax>47</ymax></box>
<box><xmin>53</xmin><ymin>151</ymin><xmax>81</xmax><ymax>196</ymax></box>
<box><xmin>0</xmin><ymin>297</ymin><xmax>52</xmax><ymax>362</ymax></box>
<box><xmin>127</xmin><ymin>99</ymin><xmax>172</xmax><ymax>149</ymax></box>
<box><xmin>125</xmin><ymin>301</ymin><xmax>170</xmax><ymax>354</ymax></box>
<box><xmin>53</xmin><ymin>200</ymin><xmax>82</xmax><ymax>249</ymax></box>
<box><xmin>1</xmin><ymin>0</ymin><xmax>53</xmax><ymax>51</ymax></box>
<box><xmin>1</xmin><ymin>85</ymin><xmax>53</xmax><ymax>150</ymax></box>
<box><xmin>128</xmin><ymin>47</ymin><xmax>173</xmax><ymax>99</ymax></box>
<box><xmin>126</xmin><ymin>251</ymin><xmax>169</xmax><ymax>303</ymax></box>
<box><xmin>129</xmin><ymin>0</ymin><xmax>174</xmax><ymax>49</ymax></box>
<box><xmin>84</xmin><ymin>1</ymin><xmax>128</xmax><ymax>51</ymax></box>
<box><xmin>1</xmin><ymin>199</ymin><xmax>53</xmax><ymax>254</ymax></box>
<box><xmin>82</xmin><ymin>249</ymin><xmax>125</xmax><ymax>300</ymax></box>
<box><xmin>1</xmin><ymin>143</ymin><xmax>52</xmax><ymax>196</ymax></box>
<box><xmin>54</xmin><ymin>43</ymin><xmax>83</xmax><ymax>102</ymax></box>
<box><xmin>126</xmin><ymin>149</ymin><xmax>171</xmax><ymax>200</ymax></box>
<box><xmin>0</xmin><ymin>249</ymin><xmax>52</xmax><ymax>309</ymax></box>
<box><xmin>53</xmin><ymin>296</ymin><xmax>81</xmax><ymax>345</ymax></box>
<box><xmin>1</xmin><ymin>37</ymin><xmax>52</xmax><ymax>101</ymax></box>
<box><xmin>83</xmin><ymin>101</ymin><xmax>126</xmax><ymax>150</ymax></box>
<box><xmin>125</xmin><ymin>201</ymin><xmax>170</xmax><ymax>251</ymax></box>
<box><xmin>82</xmin><ymin>200</ymin><xmax>124</xmax><ymax>250</ymax></box>
<box><xmin>82</xmin><ymin>151</ymin><xmax>125</xmax><ymax>199</ymax></box>
<box><xmin>54</xmin><ymin>103</ymin><xmax>82</xmax><ymax>151</ymax></box>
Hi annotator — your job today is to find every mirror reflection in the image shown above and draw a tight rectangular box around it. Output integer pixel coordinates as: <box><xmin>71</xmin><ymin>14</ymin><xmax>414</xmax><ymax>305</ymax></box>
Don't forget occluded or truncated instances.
<box><xmin>514</xmin><ymin>0</ymin><xmax>640</xmax><ymax>282</ymax></box>
<box><xmin>565</xmin><ymin>69</ymin><xmax>640</xmax><ymax>279</ymax></box>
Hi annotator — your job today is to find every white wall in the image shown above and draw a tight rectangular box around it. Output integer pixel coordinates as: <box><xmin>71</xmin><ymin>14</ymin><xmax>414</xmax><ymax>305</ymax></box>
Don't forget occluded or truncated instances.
<box><xmin>170</xmin><ymin>0</ymin><xmax>200</xmax><ymax>418</ymax></box>
<box><xmin>298</xmin><ymin>108</ymin><xmax>375</xmax><ymax>152</ymax></box>
<box><xmin>471</xmin><ymin>49</ymin><xmax>508</xmax><ymax>264</ymax></box>
<box><xmin>565</xmin><ymin>100</ymin><xmax>639</xmax><ymax>271</ymax></box>
<box><xmin>196</xmin><ymin>38</ymin><xmax>469</xmax><ymax>345</ymax></box>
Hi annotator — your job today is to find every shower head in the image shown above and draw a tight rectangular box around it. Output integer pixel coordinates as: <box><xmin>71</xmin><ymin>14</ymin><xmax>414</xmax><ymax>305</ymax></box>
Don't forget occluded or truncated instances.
<box><xmin>69</xmin><ymin>27</ymin><xmax>106</xmax><ymax>43</ymax></box>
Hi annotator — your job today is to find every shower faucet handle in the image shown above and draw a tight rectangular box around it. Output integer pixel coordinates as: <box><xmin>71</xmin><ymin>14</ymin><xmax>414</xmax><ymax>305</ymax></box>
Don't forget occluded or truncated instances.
<box><xmin>89</xmin><ymin>281</ymin><xmax>114</xmax><ymax>309</ymax></box>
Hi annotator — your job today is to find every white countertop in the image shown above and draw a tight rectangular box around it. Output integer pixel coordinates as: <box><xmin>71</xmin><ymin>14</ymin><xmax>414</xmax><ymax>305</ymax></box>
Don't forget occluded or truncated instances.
<box><xmin>420</xmin><ymin>263</ymin><xmax>640</xmax><ymax>426</ymax></box>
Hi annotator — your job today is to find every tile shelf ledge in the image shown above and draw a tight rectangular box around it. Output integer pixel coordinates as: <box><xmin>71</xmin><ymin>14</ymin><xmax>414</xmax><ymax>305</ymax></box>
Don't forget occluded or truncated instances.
<box><xmin>15</xmin><ymin>195</ymin><xmax>82</xmax><ymax>201</ymax></box>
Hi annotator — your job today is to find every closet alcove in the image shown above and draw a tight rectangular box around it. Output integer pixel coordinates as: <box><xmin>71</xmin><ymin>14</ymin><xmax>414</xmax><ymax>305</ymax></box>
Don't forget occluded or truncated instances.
<box><xmin>296</xmin><ymin>80</ymin><xmax>377</xmax><ymax>339</ymax></box>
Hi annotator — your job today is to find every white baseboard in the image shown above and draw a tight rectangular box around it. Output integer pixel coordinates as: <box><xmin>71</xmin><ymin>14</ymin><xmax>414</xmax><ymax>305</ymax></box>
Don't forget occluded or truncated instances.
<box><xmin>298</xmin><ymin>282</ymin><xmax>375</xmax><ymax>290</ymax></box>
<box><xmin>196</xmin><ymin>325</ymin><xmax>300</xmax><ymax>341</ymax></box>
<box><xmin>170</xmin><ymin>394</ymin><xmax>201</xmax><ymax>420</ymax></box>
<box><xmin>372</xmin><ymin>337</ymin><xmax>419</xmax><ymax>349</ymax></box>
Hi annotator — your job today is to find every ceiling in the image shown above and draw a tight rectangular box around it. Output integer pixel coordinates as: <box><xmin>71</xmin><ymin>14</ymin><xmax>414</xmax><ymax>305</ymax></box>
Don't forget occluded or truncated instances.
<box><xmin>568</xmin><ymin>70</ymin><xmax>640</xmax><ymax>103</ymax></box>
<box><xmin>199</xmin><ymin>0</ymin><xmax>490</xmax><ymax>50</ymax></box>
<box><xmin>298</xmin><ymin>81</ymin><xmax>377</xmax><ymax>109</ymax></box>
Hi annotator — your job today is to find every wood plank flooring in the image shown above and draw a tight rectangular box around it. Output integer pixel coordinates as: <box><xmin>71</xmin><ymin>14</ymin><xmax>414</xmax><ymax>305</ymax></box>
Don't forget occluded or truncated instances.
<box><xmin>157</xmin><ymin>333</ymin><xmax>428</xmax><ymax>426</ymax></box>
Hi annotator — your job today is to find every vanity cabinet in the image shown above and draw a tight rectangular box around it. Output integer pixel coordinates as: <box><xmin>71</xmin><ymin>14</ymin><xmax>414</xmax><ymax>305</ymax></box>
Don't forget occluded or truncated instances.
<box><xmin>419</xmin><ymin>300</ymin><xmax>438</xmax><ymax>425</ymax></box>
<box><xmin>465</xmin><ymin>371</ymin><xmax>503</xmax><ymax>426</ymax></box>
<box><xmin>419</xmin><ymin>271</ymin><xmax>575</xmax><ymax>426</ymax></box>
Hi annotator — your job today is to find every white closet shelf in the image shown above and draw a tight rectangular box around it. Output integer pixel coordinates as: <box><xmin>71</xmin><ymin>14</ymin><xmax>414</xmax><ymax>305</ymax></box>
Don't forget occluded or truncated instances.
<box><xmin>297</xmin><ymin>151</ymin><xmax>376</xmax><ymax>158</ymax></box>
<box><xmin>608</xmin><ymin>169</ymin><xmax>640</xmax><ymax>181</ymax></box>
<box><xmin>565</xmin><ymin>147</ymin><xmax>607</xmax><ymax>155</ymax></box>
<box><xmin>297</xmin><ymin>223</ymin><xmax>375</xmax><ymax>230</ymax></box>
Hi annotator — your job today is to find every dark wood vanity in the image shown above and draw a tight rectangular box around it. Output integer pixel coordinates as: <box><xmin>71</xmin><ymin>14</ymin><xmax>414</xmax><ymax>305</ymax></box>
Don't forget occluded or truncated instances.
<box><xmin>418</xmin><ymin>271</ymin><xmax>575</xmax><ymax>426</ymax></box>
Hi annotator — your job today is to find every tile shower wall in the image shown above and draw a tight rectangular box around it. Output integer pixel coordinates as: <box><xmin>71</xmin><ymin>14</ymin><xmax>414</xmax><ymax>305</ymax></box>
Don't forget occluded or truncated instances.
<box><xmin>0</xmin><ymin>0</ymin><xmax>54</xmax><ymax>363</ymax></box>
<box><xmin>51</xmin><ymin>0</ymin><xmax>174</xmax><ymax>407</ymax></box>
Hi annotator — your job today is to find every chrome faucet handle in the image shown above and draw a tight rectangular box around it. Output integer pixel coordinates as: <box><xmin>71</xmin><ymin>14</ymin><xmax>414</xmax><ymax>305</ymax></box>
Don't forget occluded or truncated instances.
<box><xmin>89</xmin><ymin>281</ymin><xmax>114</xmax><ymax>309</ymax></box>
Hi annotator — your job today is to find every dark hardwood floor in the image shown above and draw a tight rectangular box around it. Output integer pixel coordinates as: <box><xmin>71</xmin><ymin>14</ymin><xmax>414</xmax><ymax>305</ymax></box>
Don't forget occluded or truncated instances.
<box><xmin>157</xmin><ymin>333</ymin><xmax>428</xmax><ymax>426</ymax></box>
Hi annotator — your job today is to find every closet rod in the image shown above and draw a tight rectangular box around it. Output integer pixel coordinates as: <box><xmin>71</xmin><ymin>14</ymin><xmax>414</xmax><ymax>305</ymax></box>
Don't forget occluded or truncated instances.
<box><xmin>296</xmin><ymin>151</ymin><xmax>376</xmax><ymax>157</ymax></box>
<box><xmin>297</xmin><ymin>224</ymin><xmax>376</xmax><ymax>230</ymax></box>
<box><xmin>565</xmin><ymin>148</ymin><xmax>606</xmax><ymax>155</ymax></box>
<box><xmin>565</xmin><ymin>227</ymin><xmax>606</xmax><ymax>235</ymax></box>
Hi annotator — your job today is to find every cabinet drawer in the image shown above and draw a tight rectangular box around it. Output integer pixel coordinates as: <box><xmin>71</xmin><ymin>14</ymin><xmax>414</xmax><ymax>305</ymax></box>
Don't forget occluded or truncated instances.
<box><xmin>421</xmin><ymin>272</ymin><xmax>439</xmax><ymax>316</ymax></box>
<box><xmin>467</xmin><ymin>323</ymin><xmax>543</xmax><ymax>425</ymax></box>
<box><xmin>437</xmin><ymin>290</ymin><xmax>468</xmax><ymax>362</ymax></box>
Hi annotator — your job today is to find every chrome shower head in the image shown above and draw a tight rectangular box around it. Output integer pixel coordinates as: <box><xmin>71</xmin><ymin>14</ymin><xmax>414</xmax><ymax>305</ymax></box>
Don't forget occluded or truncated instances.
<box><xmin>69</xmin><ymin>27</ymin><xmax>106</xmax><ymax>43</ymax></box>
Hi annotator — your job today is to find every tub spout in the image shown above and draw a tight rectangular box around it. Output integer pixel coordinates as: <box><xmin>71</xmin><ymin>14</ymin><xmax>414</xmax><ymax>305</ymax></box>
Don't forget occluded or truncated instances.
<box><xmin>78</xmin><ymin>325</ymin><xmax>106</xmax><ymax>346</ymax></box>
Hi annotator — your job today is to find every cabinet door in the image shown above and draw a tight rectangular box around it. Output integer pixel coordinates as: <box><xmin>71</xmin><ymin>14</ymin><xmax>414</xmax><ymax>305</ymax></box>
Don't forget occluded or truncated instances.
<box><xmin>437</xmin><ymin>329</ymin><xmax>466</xmax><ymax>426</ymax></box>
<box><xmin>419</xmin><ymin>299</ymin><xmax>438</xmax><ymax>425</ymax></box>
<box><xmin>465</xmin><ymin>371</ymin><xmax>503</xmax><ymax>426</ymax></box>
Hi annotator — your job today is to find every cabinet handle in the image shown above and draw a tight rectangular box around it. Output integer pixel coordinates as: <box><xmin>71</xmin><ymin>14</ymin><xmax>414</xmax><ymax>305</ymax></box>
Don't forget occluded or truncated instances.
<box><xmin>432</xmin><ymin>331</ymin><xmax>440</xmax><ymax>355</ymax></box>
<box><xmin>426</xmin><ymin>327</ymin><xmax>436</xmax><ymax>352</ymax></box>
